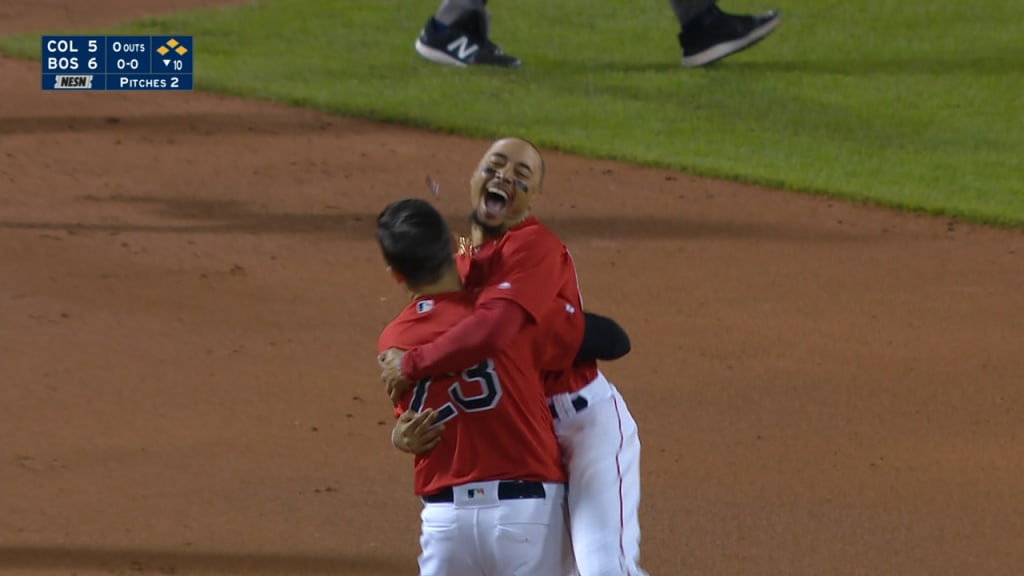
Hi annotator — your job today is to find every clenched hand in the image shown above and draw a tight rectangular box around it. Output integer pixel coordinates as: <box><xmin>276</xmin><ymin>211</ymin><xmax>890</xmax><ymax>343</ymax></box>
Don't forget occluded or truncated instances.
<box><xmin>378</xmin><ymin>348</ymin><xmax>413</xmax><ymax>403</ymax></box>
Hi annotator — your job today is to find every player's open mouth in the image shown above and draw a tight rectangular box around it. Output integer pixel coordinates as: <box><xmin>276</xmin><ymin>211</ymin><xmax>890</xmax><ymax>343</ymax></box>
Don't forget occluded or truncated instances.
<box><xmin>482</xmin><ymin>186</ymin><xmax>510</xmax><ymax>219</ymax></box>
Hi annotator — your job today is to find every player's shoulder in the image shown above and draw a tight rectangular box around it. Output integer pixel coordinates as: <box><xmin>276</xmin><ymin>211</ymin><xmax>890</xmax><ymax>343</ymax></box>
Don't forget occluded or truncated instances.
<box><xmin>504</xmin><ymin>217</ymin><xmax>562</xmax><ymax>250</ymax></box>
<box><xmin>377</xmin><ymin>293</ymin><xmax>472</xmax><ymax>352</ymax></box>
<box><xmin>376</xmin><ymin>314</ymin><xmax>407</xmax><ymax>353</ymax></box>
<box><xmin>377</xmin><ymin>301</ymin><xmax>420</xmax><ymax>351</ymax></box>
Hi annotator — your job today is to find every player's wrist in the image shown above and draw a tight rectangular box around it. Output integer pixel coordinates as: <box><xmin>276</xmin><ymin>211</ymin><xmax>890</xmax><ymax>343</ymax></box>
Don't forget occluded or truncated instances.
<box><xmin>400</xmin><ymin>351</ymin><xmax>418</xmax><ymax>382</ymax></box>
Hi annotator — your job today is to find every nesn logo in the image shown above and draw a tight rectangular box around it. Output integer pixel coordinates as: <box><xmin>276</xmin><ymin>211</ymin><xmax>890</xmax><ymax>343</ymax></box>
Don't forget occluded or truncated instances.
<box><xmin>416</xmin><ymin>300</ymin><xmax>434</xmax><ymax>314</ymax></box>
<box><xmin>53</xmin><ymin>75</ymin><xmax>94</xmax><ymax>89</ymax></box>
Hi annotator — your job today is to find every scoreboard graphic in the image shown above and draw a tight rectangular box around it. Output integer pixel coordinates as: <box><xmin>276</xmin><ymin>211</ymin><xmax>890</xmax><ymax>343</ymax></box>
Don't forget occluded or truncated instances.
<box><xmin>41</xmin><ymin>35</ymin><xmax>193</xmax><ymax>91</ymax></box>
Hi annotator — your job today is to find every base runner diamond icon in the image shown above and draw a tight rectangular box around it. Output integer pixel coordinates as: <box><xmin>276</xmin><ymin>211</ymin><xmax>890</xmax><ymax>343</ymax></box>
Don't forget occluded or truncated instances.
<box><xmin>157</xmin><ymin>38</ymin><xmax>188</xmax><ymax>57</ymax></box>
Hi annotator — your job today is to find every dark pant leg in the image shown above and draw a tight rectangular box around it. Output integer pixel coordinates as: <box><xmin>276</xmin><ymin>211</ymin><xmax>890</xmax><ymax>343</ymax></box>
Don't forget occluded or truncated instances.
<box><xmin>435</xmin><ymin>0</ymin><xmax>488</xmax><ymax>26</ymax></box>
<box><xmin>668</xmin><ymin>0</ymin><xmax>716</xmax><ymax>27</ymax></box>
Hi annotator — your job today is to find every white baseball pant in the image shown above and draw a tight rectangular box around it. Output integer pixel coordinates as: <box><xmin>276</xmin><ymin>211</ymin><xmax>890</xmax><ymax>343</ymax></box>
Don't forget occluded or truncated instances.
<box><xmin>418</xmin><ymin>480</ymin><xmax>569</xmax><ymax>575</ymax></box>
<box><xmin>549</xmin><ymin>371</ymin><xmax>648</xmax><ymax>576</ymax></box>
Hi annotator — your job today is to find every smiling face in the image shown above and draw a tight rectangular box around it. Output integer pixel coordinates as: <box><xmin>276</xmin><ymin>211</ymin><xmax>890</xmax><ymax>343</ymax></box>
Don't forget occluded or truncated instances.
<box><xmin>469</xmin><ymin>138</ymin><xmax>544</xmax><ymax>233</ymax></box>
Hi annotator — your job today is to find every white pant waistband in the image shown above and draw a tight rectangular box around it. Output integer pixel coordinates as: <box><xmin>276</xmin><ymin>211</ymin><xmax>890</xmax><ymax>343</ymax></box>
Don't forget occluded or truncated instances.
<box><xmin>422</xmin><ymin>480</ymin><xmax>565</xmax><ymax>507</ymax></box>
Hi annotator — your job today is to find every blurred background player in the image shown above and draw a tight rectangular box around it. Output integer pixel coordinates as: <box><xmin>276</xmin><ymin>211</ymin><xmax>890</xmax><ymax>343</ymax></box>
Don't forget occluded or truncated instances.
<box><xmin>414</xmin><ymin>0</ymin><xmax>781</xmax><ymax>68</ymax></box>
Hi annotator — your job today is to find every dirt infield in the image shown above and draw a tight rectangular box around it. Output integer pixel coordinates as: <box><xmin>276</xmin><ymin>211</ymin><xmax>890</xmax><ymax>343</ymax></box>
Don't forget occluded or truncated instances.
<box><xmin>2</xmin><ymin>2</ymin><xmax>1023</xmax><ymax>575</ymax></box>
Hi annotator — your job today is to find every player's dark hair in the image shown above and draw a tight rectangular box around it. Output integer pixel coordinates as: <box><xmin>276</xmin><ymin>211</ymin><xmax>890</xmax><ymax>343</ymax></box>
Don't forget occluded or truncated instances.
<box><xmin>376</xmin><ymin>198</ymin><xmax>454</xmax><ymax>288</ymax></box>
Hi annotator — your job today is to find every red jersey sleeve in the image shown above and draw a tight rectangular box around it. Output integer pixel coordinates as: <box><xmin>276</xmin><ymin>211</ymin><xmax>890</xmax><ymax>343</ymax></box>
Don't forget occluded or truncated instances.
<box><xmin>476</xmin><ymin>223</ymin><xmax>564</xmax><ymax>323</ymax></box>
<box><xmin>401</xmin><ymin>298</ymin><xmax>527</xmax><ymax>381</ymax></box>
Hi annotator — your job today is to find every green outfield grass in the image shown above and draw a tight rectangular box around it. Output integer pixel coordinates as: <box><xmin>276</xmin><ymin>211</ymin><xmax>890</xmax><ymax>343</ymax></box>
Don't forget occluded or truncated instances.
<box><xmin>3</xmin><ymin>0</ymin><xmax>1022</xmax><ymax>226</ymax></box>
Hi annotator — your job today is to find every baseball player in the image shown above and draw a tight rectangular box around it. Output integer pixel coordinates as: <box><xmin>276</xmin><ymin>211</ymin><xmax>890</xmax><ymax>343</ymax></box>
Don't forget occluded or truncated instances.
<box><xmin>376</xmin><ymin>197</ymin><xmax>570</xmax><ymax>576</ymax></box>
<box><xmin>380</xmin><ymin>137</ymin><xmax>647</xmax><ymax>576</ymax></box>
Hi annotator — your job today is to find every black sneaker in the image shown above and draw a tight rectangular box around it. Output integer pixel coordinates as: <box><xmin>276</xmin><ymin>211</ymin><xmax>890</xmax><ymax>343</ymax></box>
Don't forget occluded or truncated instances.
<box><xmin>414</xmin><ymin>13</ymin><xmax>521</xmax><ymax>68</ymax></box>
<box><xmin>679</xmin><ymin>5</ymin><xmax>781</xmax><ymax>67</ymax></box>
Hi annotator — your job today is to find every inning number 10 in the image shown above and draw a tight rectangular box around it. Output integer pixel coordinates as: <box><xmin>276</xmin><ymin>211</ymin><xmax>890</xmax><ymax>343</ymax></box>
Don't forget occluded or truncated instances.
<box><xmin>408</xmin><ymin>360</ymin><xmax>502</xmax><ymax>424</ymax></box>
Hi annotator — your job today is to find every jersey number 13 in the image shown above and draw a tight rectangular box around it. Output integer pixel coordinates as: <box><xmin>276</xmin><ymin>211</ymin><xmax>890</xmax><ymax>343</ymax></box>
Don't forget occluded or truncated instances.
<box><xmin>408</xmin><ymin>360</ymin><xmax>502</xmax><ymax>424</ymax></box>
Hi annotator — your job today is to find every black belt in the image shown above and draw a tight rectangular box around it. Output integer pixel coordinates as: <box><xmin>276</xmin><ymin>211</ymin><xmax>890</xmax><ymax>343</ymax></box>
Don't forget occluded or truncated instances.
<box><xmin>422</xmin><ymin>480</ymin><xmax>546</xmax><ymax>504</ymax></box>
<box><xmin>548</xmin><ymin>395</ymin><xmax>589</xmax><ymax>419</ymax></box>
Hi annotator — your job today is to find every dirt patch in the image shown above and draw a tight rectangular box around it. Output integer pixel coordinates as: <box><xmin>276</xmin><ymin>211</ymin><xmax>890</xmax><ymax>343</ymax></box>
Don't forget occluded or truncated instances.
<box><xmin>2</xmin><ymin>2</ymin><xmax>1023</xmax><ymax>575</ymax></box>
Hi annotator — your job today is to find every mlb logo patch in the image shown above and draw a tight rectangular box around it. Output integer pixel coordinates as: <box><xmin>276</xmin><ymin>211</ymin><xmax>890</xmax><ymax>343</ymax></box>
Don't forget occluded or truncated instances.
<box><xmin>468</xmin><ymin>488</ymin><xmax>486</xmax><ymax>499</ymax></box>
<box><xmin>416</xmin><ymin>300</ymin><xmax>434</xmax><ymax>314</ymax></box>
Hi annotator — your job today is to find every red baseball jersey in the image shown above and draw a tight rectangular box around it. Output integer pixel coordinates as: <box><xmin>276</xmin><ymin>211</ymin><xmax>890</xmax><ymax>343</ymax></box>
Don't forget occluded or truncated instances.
<box><xmin>378</xmin><ymin>290</ymin><xmax>565</xmax><ymax>496</ymax></box>
<box><xmin>460</xmin><ymin>217</ymin><xmax>597</xmax><ymax>396</ymax></box>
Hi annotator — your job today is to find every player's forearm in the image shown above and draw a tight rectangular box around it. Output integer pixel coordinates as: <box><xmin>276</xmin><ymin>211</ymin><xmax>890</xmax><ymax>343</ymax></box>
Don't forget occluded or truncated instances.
<box><xmin>402</xmin><ymin>299</ymin><xmax>527</xmax><ymax>380</ymax></box>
